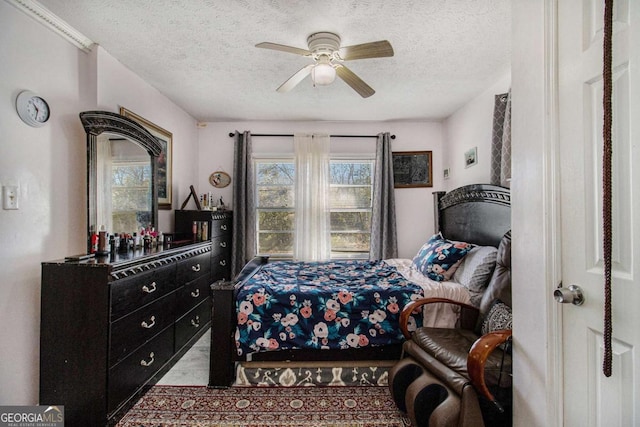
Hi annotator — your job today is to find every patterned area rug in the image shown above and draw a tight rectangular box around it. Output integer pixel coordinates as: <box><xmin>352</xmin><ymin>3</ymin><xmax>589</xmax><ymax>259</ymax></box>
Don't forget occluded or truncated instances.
<box><xmin>116</xmin><ymin>385</ymin><xmax>411</xmax><ymax>427</ymax></box>
<box><xmin>234</xmin><ymin>361</ymin><xmax>393</xmax><ymax>387</ymax></box>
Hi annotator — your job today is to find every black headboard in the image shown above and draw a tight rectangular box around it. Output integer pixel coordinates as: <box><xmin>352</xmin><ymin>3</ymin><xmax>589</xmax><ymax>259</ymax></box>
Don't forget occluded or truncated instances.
<box><xmin>433</xmin><ymin>184</ymin><xmax>510</xmax><ymax>248</ymax></box>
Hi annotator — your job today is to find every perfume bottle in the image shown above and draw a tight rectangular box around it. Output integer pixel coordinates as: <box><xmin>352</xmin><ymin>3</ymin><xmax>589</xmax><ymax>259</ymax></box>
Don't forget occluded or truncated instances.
<box><xmin>97</xmin><ymin>225</ymin><xmax>109</xmax><ymax>255</ymax></box>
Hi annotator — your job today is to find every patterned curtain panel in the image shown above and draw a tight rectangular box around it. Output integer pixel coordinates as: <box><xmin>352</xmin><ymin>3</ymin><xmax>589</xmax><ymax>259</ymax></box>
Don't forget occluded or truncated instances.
<box><xmin>490</xmin><ymin>90</ymin><xmax>512</xmax><ymax>188</ymax></box>
<box><xmin>231</xmin><ymin>131</ymin><xmax>255</xmax><ymax>277</ymax></box>
<box><xmin>369</xmin><ymin>132</ymin><xmax>398</xmax><ymax>259</ymax></box>
<box><xmin>293</xmin><ymin>133</ymin><xmax>331</xmax><ymax>261</ymax></box>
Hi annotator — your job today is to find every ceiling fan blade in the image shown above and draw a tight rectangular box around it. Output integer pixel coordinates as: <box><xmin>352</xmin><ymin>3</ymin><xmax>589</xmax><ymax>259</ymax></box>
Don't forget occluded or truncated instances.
<box><xmin>256</xmin><ymin>42</ymin><xmax>311</xmax><ymax>56</ymax></box>
<box><xmin>339</xmin><ymin>40</ymin><xmax>394</xmax><ymax>61</ymax></box>
<box><xmin>335</xmin><ymin>65</ymin><xmax>375</xmax><ymax>98</ymax></box>
<box><xmin>276</xmin><ymin>64</ymin><xmax>314</xmax><ymax>93</ymax></box>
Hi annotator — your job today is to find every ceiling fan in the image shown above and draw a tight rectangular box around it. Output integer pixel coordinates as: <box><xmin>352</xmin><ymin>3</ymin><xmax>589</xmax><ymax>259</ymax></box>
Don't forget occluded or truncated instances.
<box><xmin>256</xmin><ymin>32</ymin><xmax>394</xmax><ymax>98</ymax></box>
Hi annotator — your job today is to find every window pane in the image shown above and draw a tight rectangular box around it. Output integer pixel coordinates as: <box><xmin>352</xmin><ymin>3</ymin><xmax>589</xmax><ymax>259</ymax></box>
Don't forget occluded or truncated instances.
<box><xmin>330</xmin><ymin>162</ymin><xmax>372</xmax><ymax>185</ymax></box>
<box><xmin>257</xmin><ymin>187</ymin><xmax>294</xmax><ymax>208</ymax></box>
<box><xmin>112</xmin><ymin>164</ymin><xmax>152</xmax><ymax>210</ymax></box>
<box><xmin>112</xmin><ymin>164</ymin><xmax>151</xmax><ymax>186</ymax></box>
<box><xmin>111</xmin><ymin>163</ymin><xmax>152</xmax><ymax>233</ymax></box>
<box><xmin>331</xmin><ymin>233</ymin><xmax>371</xmax><ymax>253</ymax></box>
<box><xmin>258</xmin><ymin>211</ymin><xmax>294</xmax><ymax>231</ymax></box>
<box><xmin>330</xmin><ymin>186</ymin><xmax>371</xmax><ymax>209</ymax></box>
<box><xmin>330</xmin><ymin>212</ymin><xmax>371</xmax><ymax>231</ymax></box>
<box><xmin>254</xmin><ymin>158</ymin><xmax>374</xmax><ymax>259</ymax></box>
<box><xmin>256</xmin><ymin>162</ymin><xmax>294</xmax><ymax>185</ymax></box>
<box><xmin>329</xmin><ymin>160</ymin><xmax>373</xmax><ymax>257</ymax></box>
<box><xmin>258</xmin><ymin>232</ymin><xmax>293</xmax><ymax>255</ymax></box>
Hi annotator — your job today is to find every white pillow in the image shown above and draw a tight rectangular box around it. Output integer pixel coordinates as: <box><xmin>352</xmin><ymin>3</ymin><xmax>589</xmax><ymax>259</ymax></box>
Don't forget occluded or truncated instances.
<box><xmin>453</xmin><ymin>245</ymin><xmax>498</xmax><ymax>292</ymax></box>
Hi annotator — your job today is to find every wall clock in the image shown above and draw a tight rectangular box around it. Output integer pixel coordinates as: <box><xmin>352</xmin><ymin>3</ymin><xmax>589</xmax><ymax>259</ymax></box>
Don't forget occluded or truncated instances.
<box><xmin>209</xmin><ymin>171</ymin><xmax>231</xmax><ymax>188</ymax></box>
<box><xmin>16</xmin><ymin>90</ymin><xmax>50</xmax><ymax>127</ymax></box>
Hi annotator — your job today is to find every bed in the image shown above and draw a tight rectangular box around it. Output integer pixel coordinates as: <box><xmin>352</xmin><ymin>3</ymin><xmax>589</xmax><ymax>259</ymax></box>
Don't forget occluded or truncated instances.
<box><xmin>209</xmin><ymin>184</ymin><xmax>511</xmax><ymax>386</ymax></box>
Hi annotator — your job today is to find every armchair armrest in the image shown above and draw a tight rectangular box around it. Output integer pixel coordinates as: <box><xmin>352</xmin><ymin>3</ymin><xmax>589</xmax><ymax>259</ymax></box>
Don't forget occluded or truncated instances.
<box><xmin>467</xmin><ymin>329</ymin><xmax>512</xmax><ymax>413</ymax></box>
<box><xmin>399</xmin><ymin>297</ymin><xmax>479</xmax><ymax>339</ymax></box>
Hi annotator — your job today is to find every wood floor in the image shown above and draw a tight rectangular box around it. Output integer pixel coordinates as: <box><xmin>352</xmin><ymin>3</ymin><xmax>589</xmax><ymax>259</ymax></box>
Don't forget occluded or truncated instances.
<box><xmin>157</xmin><ymin>329</ymin><xmax>211</xmax><ymax>386</ymax></box>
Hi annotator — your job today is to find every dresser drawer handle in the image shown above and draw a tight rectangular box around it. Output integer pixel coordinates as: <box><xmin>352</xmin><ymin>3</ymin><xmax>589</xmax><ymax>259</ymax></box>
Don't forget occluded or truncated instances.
<box><xmin>191</xmin><ymin>264</ymin><xmax>201</xmax><ymax>272</ymax></box>
<box><xmin>219</xmin><ymin>260</ymin><xmax>227</xmax><ymax>267</ymax></box>
<box><xmin>191</xmin><ymin>289</ymin><xmax>200</xmax><ymax>298</ymax></box>
<box><xmin>142</xmin><ymin>282</ymin><xmax>157</xmax><ymax>294</ymax></box>
<box><xmin>220</xmin><ymin>241</ymin><xmax>227</xmax><ymax>248</ymax></box>
<box><xmin>141</xmin><ymin>315</ymin><xmax>156</xmax><ymax>329</ymax></box>
<box><xmin>140</xmin><ymin>352</ymin><xmax>155</xmax><ymax>367</ymax></box>
<box><xmin>191</xmin><ymin>315</ymin><xmax>200</xmax><ymax>328</ymax></box>
<box><xmin>220</xmin><ymin>224</ymin><xmax>228</xmax><ymax>231</ymax></box>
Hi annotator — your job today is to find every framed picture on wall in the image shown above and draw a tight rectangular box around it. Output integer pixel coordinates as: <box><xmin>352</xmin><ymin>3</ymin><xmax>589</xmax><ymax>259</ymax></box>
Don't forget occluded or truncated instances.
<box><xmin>120</xmin><ymin>107</ymin><xmax>173</xmax><ymax>210</ymax></box>
<box><xmin>392</xmin><ymin>151</ymin><xmax>433</xmax><ymax>188</ymax></box>
<box><xmin>464</xmin><ymin>146</ymin><xmax>478</xmax><ymax>168</ymax></box>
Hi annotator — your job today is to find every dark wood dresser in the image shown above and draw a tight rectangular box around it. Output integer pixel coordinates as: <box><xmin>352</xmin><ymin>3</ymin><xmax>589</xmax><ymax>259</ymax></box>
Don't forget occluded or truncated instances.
<box><xmin>39</xmin><ymin>231</ymin><xmax>230</xmax><ymax>426</ymax></box>
<box><xmin>174</xmin><ymin>210</ymin><xmax>232</xmax><ymax>281</ymax></box>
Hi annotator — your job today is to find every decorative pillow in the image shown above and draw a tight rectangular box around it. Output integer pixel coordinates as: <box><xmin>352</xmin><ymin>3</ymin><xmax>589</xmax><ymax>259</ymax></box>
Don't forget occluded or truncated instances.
<box><xmin>412</xmin><ymin>233</ymin><xmax>474</xmax><ymax>281</ymax></box>
<box><xmin>481</xmin><ymin>299</ymin><xmax>513</xmax><ymax>335</ymax></box>
<box><xmin>453</xmin><ymin>245</ymin><xmax>498</xmax><ymax>292</ymax></box>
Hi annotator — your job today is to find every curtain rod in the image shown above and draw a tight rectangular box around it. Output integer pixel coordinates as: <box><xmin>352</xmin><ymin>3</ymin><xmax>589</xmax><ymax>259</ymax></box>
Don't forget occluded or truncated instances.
<box><xmin>228</xmin><ymin>132</ymin><xmax>395</xmax><ymax>139</ymax></box>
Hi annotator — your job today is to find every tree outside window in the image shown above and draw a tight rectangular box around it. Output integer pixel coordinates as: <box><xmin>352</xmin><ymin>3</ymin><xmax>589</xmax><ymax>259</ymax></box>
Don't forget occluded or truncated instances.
<box><xmin>254</xmin><ymin>158</ymin><xmax>373</xmax><ymax>258</ymax></box>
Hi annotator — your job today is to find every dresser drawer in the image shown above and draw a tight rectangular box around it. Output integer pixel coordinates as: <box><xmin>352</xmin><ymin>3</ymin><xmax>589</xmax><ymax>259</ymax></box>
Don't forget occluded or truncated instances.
<box><xmin>110</xmin><ymin>292</ymin><xmax>176</xmax><ymax>366</ymax></box>
<box><xmin>212</xmin><ymin>253</ymin><xmax>232</xmax><ymax>281</ymax></box>
<box><xmin>110</xmin><ymin>263</ymin><xmax>176</xmax><ymax>320</ymax></box>
<box><xmin>209</xmin><ymin>217</ymin><xmax>232</xmax><ymax>238</ymax></box>
<box><xmin>177</xmin><ymin>251</ymin><xmax>211</xmax><ymax>284</ymax></box>
<box><xmin>176</xmin><ymin>275</ymin><xmax>210</xmax><ymax>317</ymax></box>
<box><xmin>108</xmin><ymin>325</ymin><xmax>174</xmax><ymax>414</ymax></box>
<box><xmin>175</xmin><ymin>299</ymin><xmax>211</xmax><ymax>350</ymax></box>
<box><xmin>211</xmin><ymin>234</ymin><xmax>231</xmax><ymax>257</ymax></box>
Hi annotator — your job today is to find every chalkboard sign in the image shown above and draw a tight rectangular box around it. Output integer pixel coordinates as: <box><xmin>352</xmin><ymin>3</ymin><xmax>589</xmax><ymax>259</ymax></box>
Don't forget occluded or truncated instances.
<box><xmin>392</xmin><ymin>151</ymin><xmax>433</xmax><ymax>188</ymax></box>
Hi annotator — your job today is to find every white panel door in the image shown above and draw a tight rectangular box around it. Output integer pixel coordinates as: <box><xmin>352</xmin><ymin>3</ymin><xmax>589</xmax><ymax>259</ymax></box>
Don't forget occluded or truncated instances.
<box><xmin>558</xmin><ymin>0</ymin><xmax>639</xmax><ymax>425</ymax></box>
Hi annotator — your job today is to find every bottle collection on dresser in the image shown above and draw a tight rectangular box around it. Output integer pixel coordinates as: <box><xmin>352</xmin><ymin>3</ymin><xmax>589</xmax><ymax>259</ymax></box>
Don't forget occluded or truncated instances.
<box><xmin>39</xmin><ymin>211</ymin><xmax>232</xmax><ymax>427</ymax></box>
<box><xmin>90</xmin><ymin>224</ymin><xmax>166</xmax><ymax>256</ymax></box>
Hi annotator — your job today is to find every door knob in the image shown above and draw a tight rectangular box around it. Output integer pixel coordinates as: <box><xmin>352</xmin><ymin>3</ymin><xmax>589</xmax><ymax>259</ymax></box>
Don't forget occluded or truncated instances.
<box><xmin>554</xmin><ymin>284</ymin><xmax>584</xmax><ymax>306</ymax></box>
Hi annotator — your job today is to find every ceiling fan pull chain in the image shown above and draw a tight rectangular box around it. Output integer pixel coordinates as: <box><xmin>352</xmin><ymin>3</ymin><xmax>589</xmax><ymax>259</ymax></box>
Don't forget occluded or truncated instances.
<box><xmin>602</xmin><ymin>0</ymin><xmax>614</xmax><ymax>378</ymax></box>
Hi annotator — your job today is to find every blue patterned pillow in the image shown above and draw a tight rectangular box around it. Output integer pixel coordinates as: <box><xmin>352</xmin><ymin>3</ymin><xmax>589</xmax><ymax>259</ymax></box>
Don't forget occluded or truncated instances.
<box><xmin>412</xmin><ymin>233</ymin><xmax>474</xmax><ymax>281</ymax></box>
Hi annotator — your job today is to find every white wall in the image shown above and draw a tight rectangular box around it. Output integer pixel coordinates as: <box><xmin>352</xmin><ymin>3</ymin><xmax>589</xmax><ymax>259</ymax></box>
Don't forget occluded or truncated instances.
<box><xmin>0</xmin><ymin>2</ymin><xmax>198</xmax><ymax>404</ymax></box>
<box><xmin>0</xmin><ymin>2</ymin><xmax>89</xmax><ymax>405</ymax></box>
<box><xmin>443</xmin><ymin>71</ymin><xmax>511</xmax><ymax>190</ymax></box>
<box><xmin>95</xmin><ymin>47</ymin><xmax>199</xmax><ymax>230</ymax></box>
<box><xmin>197</xmin><ymin>121</ymin><xmax>445</xmax><ymax>259</ymax></box>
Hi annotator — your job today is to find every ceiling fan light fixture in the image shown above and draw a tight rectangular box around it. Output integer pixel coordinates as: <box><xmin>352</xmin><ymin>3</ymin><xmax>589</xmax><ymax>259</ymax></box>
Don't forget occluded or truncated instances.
<box><xmin>258</xmin><ymin>31</ymin><xmax>390</xmax><ymax>97</ymax></box>
<box><xmin>311</xmin><ymin>63</ymin><xmax>336</xmax><ymax>86</ymax></box>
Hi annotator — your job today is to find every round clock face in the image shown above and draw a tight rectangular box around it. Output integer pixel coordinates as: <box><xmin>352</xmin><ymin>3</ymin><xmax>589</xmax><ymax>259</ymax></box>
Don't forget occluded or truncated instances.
<box><xmin>209</xmin><ymin>171</ymin><xmax>231</xmax><ymax>188</ymax></box>
<box><xmin>16</xmin><ymin>90</ymin><xmax>50</xmax><ymax>127</ymax></box>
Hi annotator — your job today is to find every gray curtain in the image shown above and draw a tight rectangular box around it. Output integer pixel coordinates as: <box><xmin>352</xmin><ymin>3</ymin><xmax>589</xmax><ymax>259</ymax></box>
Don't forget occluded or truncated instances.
<box><xmin>231</xmin><ymin>131</ymin><xmax>254</xmax><ymax>277</ymax></box>
<box><xmin>370</xmin><ymin>132</ymin><xmax>398</xmax><ymax>259</ymax></box>
<box><xmin>490</xmin><ymin>90</ymin><xmax>512</xmax><ymax>187</ymax></box>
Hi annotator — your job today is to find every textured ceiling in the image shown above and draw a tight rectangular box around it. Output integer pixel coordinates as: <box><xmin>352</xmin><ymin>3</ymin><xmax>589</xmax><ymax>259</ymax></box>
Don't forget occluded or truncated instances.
<box><xmin>38</xmin><ymin>0</ymin><xmax>510</xmax><ymax>122</ymax></box>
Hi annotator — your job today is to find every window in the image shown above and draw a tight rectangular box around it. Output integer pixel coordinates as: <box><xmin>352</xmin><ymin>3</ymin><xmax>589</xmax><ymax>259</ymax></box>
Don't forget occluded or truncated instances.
<box><xmin>329</xmin><ymin>160</ymin><xmax>373</xmax><ymax>258</ymax></box>
<box><xmin>255</xmin><ymin>160</ymin><xmax>295</xmax><ymax>257</ymax></box>
<box><xmin>111</xmin><ymin>161</ymin><xmax>152</xmax><ymax>232</ymax></box>
<box><xmin>254</xmin><ymin>157</ymin><xmax>374</xmax><ymax>258</ymax></box>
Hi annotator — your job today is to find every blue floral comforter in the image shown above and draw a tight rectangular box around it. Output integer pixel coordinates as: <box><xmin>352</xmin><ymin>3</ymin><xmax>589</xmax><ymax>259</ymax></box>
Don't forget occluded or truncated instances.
<box><xmin>234</xmin><ymin>260</ymin><xmax>424</xmax><ymax>356</ymax></box>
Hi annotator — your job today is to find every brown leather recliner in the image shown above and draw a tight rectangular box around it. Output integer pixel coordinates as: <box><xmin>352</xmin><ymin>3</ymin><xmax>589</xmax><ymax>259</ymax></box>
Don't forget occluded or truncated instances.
<box><xmin>389</xmin><ymin>231</ymin><xmax>512</xmax><ymax>427</ymax></box>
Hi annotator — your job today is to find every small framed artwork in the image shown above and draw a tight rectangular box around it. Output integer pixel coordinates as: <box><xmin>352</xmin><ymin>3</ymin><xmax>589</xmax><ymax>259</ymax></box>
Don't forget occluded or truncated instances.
<box><xmin>209</xmin><ymin>171</ymin><xmax>231</xmax><ymax>188</ymax></box>
<box><xmin>392</xmin><ymin>151</ymin><xmax>433</xmax><ymax>188</ymax></box>
<box><xmin>443</xmin><ymin>168</ymin><xmax>450</xmax><ymax>179</ymax></box>
<box><xmin>464</xmin><ymin>147</ymin><xmax>478</xmax><ymax>168</ymax></box>
<box><xmin>120</xmin><ymin>107</ymin><xmax>173</xmax><ymax>209</ymax></box>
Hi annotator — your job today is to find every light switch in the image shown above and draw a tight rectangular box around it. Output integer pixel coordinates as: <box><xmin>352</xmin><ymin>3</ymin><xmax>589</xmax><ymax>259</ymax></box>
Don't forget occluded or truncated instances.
<box><xmin>3</xmin><ymin>185</ymin><xmax>19</xmax><ymax>210</ymax></box>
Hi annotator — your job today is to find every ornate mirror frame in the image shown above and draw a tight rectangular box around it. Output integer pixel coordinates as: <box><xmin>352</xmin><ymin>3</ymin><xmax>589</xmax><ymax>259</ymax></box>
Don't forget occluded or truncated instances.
<box><xmin>79</xmin><ymin>111</ymin><xmax>162</xmax><ymax>252</ymax></box>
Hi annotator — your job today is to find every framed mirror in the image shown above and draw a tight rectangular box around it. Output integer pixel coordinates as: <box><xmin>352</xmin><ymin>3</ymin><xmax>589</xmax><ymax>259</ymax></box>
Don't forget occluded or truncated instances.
<box><xmin>80</xmin><ymin>111</ymin><xmax>162</xmax><ymax>253</ymax></box>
